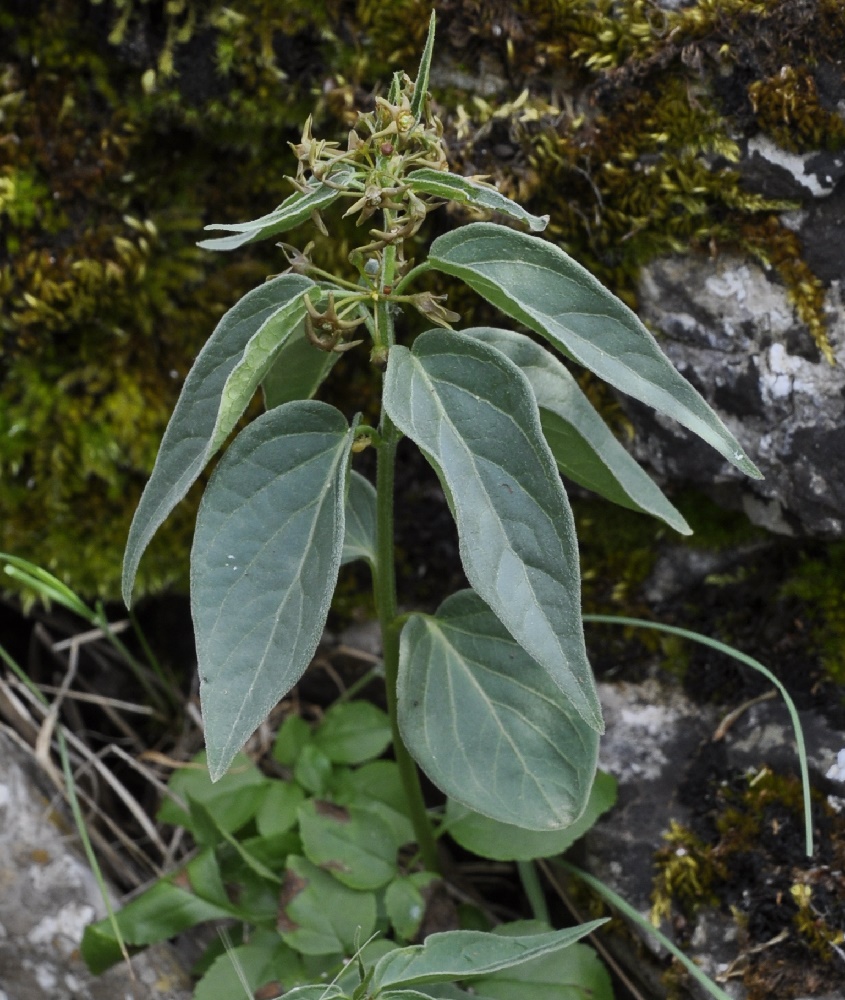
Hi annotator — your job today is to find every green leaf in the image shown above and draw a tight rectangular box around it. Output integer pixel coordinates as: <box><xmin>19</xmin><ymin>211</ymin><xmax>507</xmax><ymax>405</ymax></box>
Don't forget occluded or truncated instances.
<box><xmin>330</xmin><ymin>761</ymin><xmax>416</xmax><ymax>847</ymax></box>
<box><xmin>273</xmin><ymin>714</ymin><xmax>313</xmax><ymax>765</ymax></box>
<box><xmin>408</xmin><ymin>171</ymin><xmax>548</xmax><ymax>232</ymax></box>
<box><xmin>294</xmin><ymin>743</ymin><xmax>334</xmax><ymax>795</ymax></box>
<box><xmin>262</xmin><ymin>320</ymin><xmax>337</xmax><ymax>410</ymax></box>
<box><xmin>475</xmin><ymin>938</ymin><xmax>613</xmax><ymax>1000</ymax></box>
<box><xmin>371</xmin><ymin>922</ymin><xmax>606</xmax><ymax>990</ymax></box>
<box><xmin>257</xmin><ymin>780</ymin><xmax>307</xmax><ymax>837</ymax></box>
<box><xmin>428</xmin><ymin>223</ymin><xmax>761</xmax><ymax>479</ymax></box>
<box><xmin>278</xmin><ymin>855</ymin><xmax>378</xmax><ymax>955</ymax></box>
<box><xmin>157</xmin><ymin>751</ymin><xmax>267</xmax><ymax>832</ymax></box>
<box><xmin>341</xmin><ymin>471</ymin><xmax>378</xmax><ymax>567</ymax></box>
<box><xmin>122</xmin><ymin>274</ymin><xmax>314</xmax><ymax>605</ymax></box>
<box><xmin>313</xmin><ymin>700</ymin><xmax>391</xmax><ymax>764</ymax></box>
<box><xmin>463</xmin><ymin>327</ymin><xmax>690</xmax><ymax>533</ymax></box>
<box><xmin>297</xmin><ymin>798</ymin><xmax>399</xmax><ymax>890</ymax></box>
<box><xmin>386</xmin><ymin>873</ymin><xmax>439</xmax><ymax>942</ymax></box>
<box><xmin>81</xmin><ymin>880</ymin><xmax>237</xmax><ymax>974</ymax></box>
<box><xmin>384</xmin><ymin>329</ymin><xmax>602</xmax><ymax>733</ymax></box>
<box><xmin>411</xmin><ymin>12</ymin><xmax>436</xmax><ymax>121</ymax></box>
<box><xmin>192</xmin><ymin>401</ymin><xmax>356</xmax><ymax>780</ymax></box>
<box><xmin>194</xmin><ymin>934</ymin><xmax>300</xmax><ymax>1000</ymax></box>
<box><xmin>445</xmin><ymin>769</ymin><xmax>617</xmax><ymax>861</ymax></box>
<box><xmin>0</xmin><ymin>554</ymin><xmax>92</xmax><ymax>619</ymax></box>
<box><xmin>198</xmin><ymin>172</ymin><xmax>352</xmax><ymax>251</ymax></box>
<box><xmin>399</xmin><ymin>590</ymin><xmax>598</xmax><ymax>830</ymax></box>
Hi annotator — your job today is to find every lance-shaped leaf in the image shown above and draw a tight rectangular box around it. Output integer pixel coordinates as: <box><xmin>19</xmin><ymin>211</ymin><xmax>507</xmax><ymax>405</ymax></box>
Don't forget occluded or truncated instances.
<box><xmin>411</xmin><ymin>11</ymin><xmax>436</xmax><ymax>121</ymax></box>
<box><xmin>399</xmin><ymin>590</ymin><xmax>599</xmax><ymax>830</ymax></box>
<box><xmin>384</xmin><ymin>329</ymin><xmax>602</xmax><ymax>733</ymax></box>
<box><xmin>123</xmin><ymin>274</ymin><xmax>314</xmax><ymax>606</ymax></box>
<box><xmin>192</xmin><ymin>401</ymin><xmax>355</xmax><ymax>780</ymax></box>
<box><xmin>198</xmin><ymin>171</ymin><xmax>352</xmax><ymax>252</ymax></box>
<box><xmin>261</xmin><ymin>320</ymin><xmax>337</xmax><ymax>410</ymax></box>
<box><xmin>463</xmin><ymin>327</ymin><xmax>690</xmax><ymax>533</ymax></box>
<box><xmin>428</xmin><ymin>223</ymin><xmax>761</xmax><ymax>479</ymax></box>
<box><xmin>341</xmin><ymin>471</ymin><xmax>377</xmax><ymax>567</ymax></box>
<box><xmin>408</xmin><ymin>170</ymin><xmax>548</xmax><ymax>232</ymax></box>
<box><xmin>371</xmin><ymin>922</ymin><xmax>606</xmax><ymax>991</ymax></box>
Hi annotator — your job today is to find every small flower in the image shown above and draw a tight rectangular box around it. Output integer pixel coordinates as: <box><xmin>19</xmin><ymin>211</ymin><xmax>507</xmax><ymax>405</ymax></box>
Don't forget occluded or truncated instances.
<box><xmin>411</xmin><ymin>292</ymin><xmax>461</xmax><ymax>329</ymax></box>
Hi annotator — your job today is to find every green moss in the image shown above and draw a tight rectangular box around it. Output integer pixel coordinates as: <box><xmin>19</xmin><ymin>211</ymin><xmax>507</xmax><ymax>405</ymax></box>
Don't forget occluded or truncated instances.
<box><xmin>780</xmin><ymin>544</ymin><xmax>845</xmax><ymax>684</ymax></box>
<box><xmin>4</xmin><ymin>0</ymin><xmax>844</xmax><ymax>598</ymax></box>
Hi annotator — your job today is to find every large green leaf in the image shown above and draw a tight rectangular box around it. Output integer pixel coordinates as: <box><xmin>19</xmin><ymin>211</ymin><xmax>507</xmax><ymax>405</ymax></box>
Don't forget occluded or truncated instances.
<box><xmin>192</xmin><ymin>401</ymin><xmax>355</xmax><ymax>780</ymax></box>
<box><xmin>371</xmin><ymin>923</ymin><xmax>606</xmax><ymax>991</ymax></box>
<box><xmin>408</xmin><ymin>170</ymin><xmax>548</xmax><ymax>232</ymax></box>
<box><xmin>475</xmin><ymin>936</ymin><xmax>613</xmax><ymax>1000</ymax></box>
<box><xmin>157</xmin><ymin>750</ymin><xmax>268</xmax><ymax>833</ymax></box>
<box><xmin>399</xmin><ymin>590</ymin><xmax>598</xmax><ymax>830</ymax></box>
<box><xmin>445</xmin><ymin>769</ymin><xmax>617</xmax><ymax>861</ymax></box>
<box><xmin>463</xmin><ymin>327</ymin><xmax>690</xmax><ymax>533</ymax></box>
<box><xmin>341</xmin><ymin>471</ymin><xmax>377</xmax><ymax>567</ymax></box>
<box><xmin>122</xmin><ymin>274</ymin><xmax>314</xmax><ymax>605</ymax></box>
<box><xmin>261</xmin><ymin>320</ymin><xmax>337</xmax><ymax>410</ymax></box>
<box><xmin>198</xmin><ymin>171</ymin><xmax>352</xmax><ymax>251</ymax></box>
<box><xmin>428</xmin><ymin>223</ymin><xmax>761</xmax><ymax>479</ymax></box>
<box><xmin>384</xmin><ymin>329</ymin><xmax>602</xmax><ymax>733</ymax></box>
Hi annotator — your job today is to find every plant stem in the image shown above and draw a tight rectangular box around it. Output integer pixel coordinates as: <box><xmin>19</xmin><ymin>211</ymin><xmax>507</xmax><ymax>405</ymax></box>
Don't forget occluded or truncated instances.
<box><xmin>517</xmin><ymin>860</ymin><xmax>550</xmax><ymax>925</ymax></box>
<box><xmin>374</xmin><ymin>413</ymin><xmax>440</xmax><ymax>874</ymax></box>
<box><xmin>371</xmin><ymin>219</ymin><xmax>440</xmax><ymax>873</ymax></box>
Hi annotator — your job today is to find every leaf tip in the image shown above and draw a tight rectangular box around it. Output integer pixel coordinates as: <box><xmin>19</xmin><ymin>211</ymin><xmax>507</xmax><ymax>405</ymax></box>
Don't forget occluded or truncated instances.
<box><xmin>530</xmin><ymin>215</ymin><xmax>550</xmax><ymax>232</ymax></box>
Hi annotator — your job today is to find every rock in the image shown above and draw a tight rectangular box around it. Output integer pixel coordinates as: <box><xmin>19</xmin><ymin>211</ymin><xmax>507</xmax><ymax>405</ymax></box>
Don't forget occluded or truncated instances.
<box><xmin>583</xmin><ymin>679</ymin><xmax>845</xmax><ymax>1000</ymax></box>
<box><xmin>0</xmin><ymin>731</ymin><xmax>192</xmax><ymax>1000</ymax></box>
<box><xmin>628</xmin><ymin>253</ymin><xmax>845</xmax><ymax>537</ymax></box>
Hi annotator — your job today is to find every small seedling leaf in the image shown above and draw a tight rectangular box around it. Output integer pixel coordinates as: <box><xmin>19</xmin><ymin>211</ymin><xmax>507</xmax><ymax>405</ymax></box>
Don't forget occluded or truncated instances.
<box><xmin>297</xmin><ymin>798</ymin><xmax>399</xmax><ymax>890</ymax></box>
<box><xmin>278</xmin><ymin>855</ymin><xmax>378</xmax><ymax>956</ymax></box>
<box><xmin>313</xmin><ymin>700</ymin><xmax>391</xmax><ymax>764</ymax></box>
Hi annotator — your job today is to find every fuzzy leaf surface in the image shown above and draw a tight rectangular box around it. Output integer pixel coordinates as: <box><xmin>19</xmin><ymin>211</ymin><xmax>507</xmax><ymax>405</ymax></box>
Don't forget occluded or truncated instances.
<box><xmin>411</xmin><ymin>12</ymin><xmax>436</xmax><ymax>120</ymax></box>
<box><xmin>122</xmin><ymin>274</ymin><xmax>313</xmax><ymax>605</ymax></box>
<box><xmin>261</xmin><ymin>320</ymin><xmax>337</xmax><ymax>410</ymax></box>
<box><xmin>463</xmin><ymin>327</ymin><xmax>690</xmax><ymax>533</ymax></box>
<box><xmin>371</xmin><ymin>923</ymin><xmax>606</xmax><ymax>990</ymax></box>
<box><xmin>341</xmin><ymin>471</ymin><xmax>377</xmax><ymax>567</ymax></box>
<box><xmin>192</xmin><ymin>401</ymin><xmax>354</xmax><ymax>780</ymax></box>
<box><xmin>445</xmin><ymin>769</ymin><xmax>617</xmax><ymax>860</ymax></box>
<box><xmin>384</xmin><ymin>329</ymin><xmax>602</xmax><ymax>732</ymax></box>
<box><xmin>408</xmin><ymin>170</ymin><xmax>548</xmax><ymax>231</ymax></box>
<box><xmin>198</xmin><ymin>172</ymin><xmax>352</xmax><ymax>251</ymax></box>
<box><xmin>429</xmin><ymin>224</ymin><xmax>760</xmax><ymax>479</ymax></box>
<box><xmin>399</xmin><ymin>590</ymin><xmax>598</xmax><ymax>829</ymax></box>
<box><xmin>475</xmin><ymin>936</ymin><xmax>614</xmax><ymax>1000</ymax></box>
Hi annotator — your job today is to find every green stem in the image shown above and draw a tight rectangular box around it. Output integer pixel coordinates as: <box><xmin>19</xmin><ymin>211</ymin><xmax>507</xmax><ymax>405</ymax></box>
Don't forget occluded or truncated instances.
<box><xmin>370</xmin><ymin>219</ymin><xmax>440</xmax><ymax>872</ymax></box>
<box><xmin>517</xmin><ymin>860</ymin><xmax>550</xmax><ymax>924</ymax></box>
<box><xmin>374</xmin><ymin>414</ymin><xmax>440</xmax><ymax>874</ymax></box>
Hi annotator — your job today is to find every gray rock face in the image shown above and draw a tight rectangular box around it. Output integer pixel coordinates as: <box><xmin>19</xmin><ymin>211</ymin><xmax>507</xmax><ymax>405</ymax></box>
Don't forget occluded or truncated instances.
<box><xmin>0</xmin><ymin>732</ymin><xmax>191</xmax><ymax>1000</ymax></box>
<box><xmin>586</xmin><ymin>680</ymin><xmax>845</xmax><ymax>1000</ymax></box>
<box><xmin>629</xmin><ymin>254</ymin><xmax>845</xmax><ymax>537</ymax></box>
